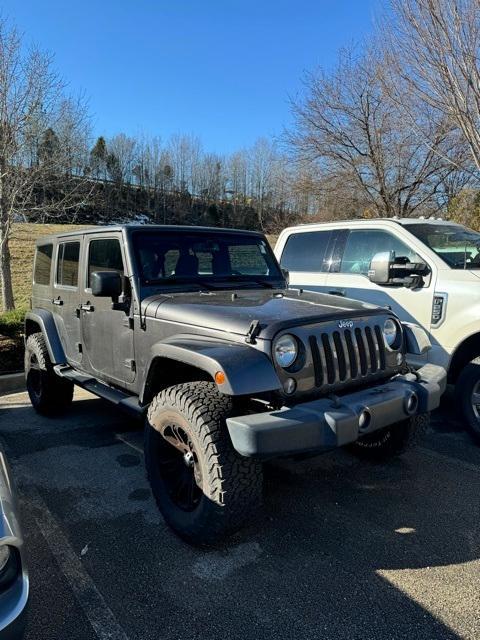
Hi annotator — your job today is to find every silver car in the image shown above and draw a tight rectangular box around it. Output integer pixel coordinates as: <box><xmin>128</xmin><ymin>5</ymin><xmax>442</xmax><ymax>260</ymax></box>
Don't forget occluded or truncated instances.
<box><xmin>0</xmin><ymin>448</ymin><xmax>28</xmax><ymax>639</ymax></box>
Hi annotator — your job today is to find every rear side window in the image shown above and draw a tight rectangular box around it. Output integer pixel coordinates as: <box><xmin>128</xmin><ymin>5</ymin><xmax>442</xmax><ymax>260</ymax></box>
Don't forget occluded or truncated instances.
<box><xmin>87</xmin><ymin>239</ymin><xmax>124</xmax><ymax>286</ymax></box>
<box><xmin>56</xmin><ymin>242</ymin><xmax>80</xmax><ymax>287</ymax></box>
<box><xmin>34</xmin><ymin>244</ymin><xmax>53</xmax><ymax>285</ymax></box>
<box><xmin>280</xmin><ymin>231</ymin><xmax>332</xmax><ymax>272</ymax></box>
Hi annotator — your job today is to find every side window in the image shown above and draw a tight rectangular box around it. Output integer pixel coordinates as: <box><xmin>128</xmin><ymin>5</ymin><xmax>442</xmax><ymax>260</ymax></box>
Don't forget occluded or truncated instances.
<box><xmin>280</xmin><ymin>231</ymin><xmax>332</xmax><ymax>272</ymax></box>
<box><xmin>56</xmin><ymin>242</ymin><xmax>80</xmax><ymax>287</ymax></box>
<box><xmin>87</xmin><ymin>239</ymin><xmax>124</xmax><ymax>287</ymax></box>
<box><xmin>34</xmin><ymin>244</ymin><xmax>53</xmax><ymax>285</ymax></box>
<box><xmin>340</xmin><ymin>230</ymin><xmax>421</xmax><ymax>275</ymax></box>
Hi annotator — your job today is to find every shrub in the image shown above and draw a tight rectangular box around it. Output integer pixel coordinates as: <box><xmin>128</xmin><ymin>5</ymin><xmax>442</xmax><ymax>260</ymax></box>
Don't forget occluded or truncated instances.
<box><xmin>0</xmin><ymin>308</ymin><xmax>25</xmax><ymax>339</ymax></box>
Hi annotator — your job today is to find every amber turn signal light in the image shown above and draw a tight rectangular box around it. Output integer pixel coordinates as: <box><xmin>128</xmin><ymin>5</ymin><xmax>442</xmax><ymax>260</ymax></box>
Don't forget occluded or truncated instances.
<box><xmin>215</xmin><ymin>371</ymin><xmax>226</xmax><ymax>385</ymax></box>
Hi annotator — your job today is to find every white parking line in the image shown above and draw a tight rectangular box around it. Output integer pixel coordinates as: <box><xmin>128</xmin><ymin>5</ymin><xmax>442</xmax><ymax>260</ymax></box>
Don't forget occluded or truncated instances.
<box><xmin>21</xmin><ymin>480</ymin><xmax>130</xmax><ymax>640</ymax></box>
<box><xmin>115</xmin><ymin>433</ymin><xmax>144</xmax><ymax>455</ymax></box>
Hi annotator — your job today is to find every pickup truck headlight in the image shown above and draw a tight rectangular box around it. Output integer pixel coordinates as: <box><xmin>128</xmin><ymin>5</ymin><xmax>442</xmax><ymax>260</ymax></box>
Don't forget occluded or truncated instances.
<box><xmin>383</xmin><ymin>318</ymin><xmax>401</xmax><ymax>350</ymax></box>
<box><xmin>274</xmin><ymin>334</ymin><xmax>298</xmax><ymax>368</ymax></box>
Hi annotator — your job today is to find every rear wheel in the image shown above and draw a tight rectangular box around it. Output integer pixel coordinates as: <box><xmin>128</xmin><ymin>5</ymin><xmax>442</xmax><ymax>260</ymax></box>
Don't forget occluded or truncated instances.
<box><xmin>456</xmin><ymin>358</ymin><xmax>480</xmax><ymax>444</ymax></box>
<box><xmin>349</xmin><ymin>414</ymin><xmax>429</xmax><ymax>461</ymax></box>
<box><xmin>25</xmin><ymin>333</ymin><xmax>73</xmax><ymax>415</ymax></box>
<box><xmin>144</xmin><ymin>381</ymin><xmax>263</xmax><ymax>545</ymax></box>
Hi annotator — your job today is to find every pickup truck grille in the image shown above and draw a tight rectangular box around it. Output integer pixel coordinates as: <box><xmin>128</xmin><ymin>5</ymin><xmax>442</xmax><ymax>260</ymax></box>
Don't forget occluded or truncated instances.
<box><xmin>308</xmin><ymin>324</ymin><xmax>386</xmax><ymax>387</ymax></box>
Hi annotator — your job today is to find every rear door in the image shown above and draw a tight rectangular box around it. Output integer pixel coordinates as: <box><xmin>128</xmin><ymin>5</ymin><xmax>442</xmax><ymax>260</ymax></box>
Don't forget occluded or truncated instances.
<box><xmin>278</xmin><ymin>229</ymin><xmax>333</xmax><ymax>292</ymax></box>
<box><xmin>53</xmin><ymin>238</ymin><xmax>82</xmax><ymax>365</ymax></box>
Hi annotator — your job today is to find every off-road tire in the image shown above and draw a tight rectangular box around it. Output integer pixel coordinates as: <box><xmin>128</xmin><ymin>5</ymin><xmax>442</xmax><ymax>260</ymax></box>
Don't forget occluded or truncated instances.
<box><xmin>25</xmin><ymin>332</ymin><xmax>73</xmax><ymax>415</ymax></box>
<box><xmin>456</xmin><ymin>358</ymin><xmax>480</xmax><ymax>445</ymax></box>
<box><xmin>349</xmin><ymin>413</ymin><xmax>429</xmax><ymax>461</ymax></box>
<box><xmin>144</xmin><ymin>381</ymin><xmax>263</xmax><ymax>545</ymax></box>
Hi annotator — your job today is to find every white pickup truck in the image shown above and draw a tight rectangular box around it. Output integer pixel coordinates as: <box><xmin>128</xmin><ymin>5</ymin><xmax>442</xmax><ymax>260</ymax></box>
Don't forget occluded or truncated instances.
<box><xmin>275</xmin><ymin>218</ymin><xmax>480</xmax><ymax>442</ymax></box>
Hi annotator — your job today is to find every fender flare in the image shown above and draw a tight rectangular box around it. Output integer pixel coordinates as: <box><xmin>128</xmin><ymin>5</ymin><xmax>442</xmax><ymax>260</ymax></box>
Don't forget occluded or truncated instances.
<box><xmin>142</xmin><ymin>336</ymin><xmax>282</xmax><ymax>401</ymax></box>
<box><xmin>25</xmin><ymin>310</ymin><xmax>66</xmax><ymax>364</ymax></box>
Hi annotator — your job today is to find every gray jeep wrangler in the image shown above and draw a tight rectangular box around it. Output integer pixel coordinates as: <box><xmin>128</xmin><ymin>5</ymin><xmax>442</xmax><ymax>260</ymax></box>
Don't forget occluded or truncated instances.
<box><xmin>25</xmin><ymin>225</ymin><xmax>445</xmax><ymax>544</ymax></box>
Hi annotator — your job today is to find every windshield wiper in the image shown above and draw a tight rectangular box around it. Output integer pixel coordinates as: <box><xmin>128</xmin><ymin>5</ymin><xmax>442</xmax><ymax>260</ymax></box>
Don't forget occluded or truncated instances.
<box><xmin>220</xmin><ymin>275</ymin><xmax>276</xmax><ymax>289</ymax></box>
<box><xmin>143</xmin><ymin>277</ymin><xmax>215</xmax><ymax>291</ymax></box>
<box><xmin>144</xmin><ymin>275</ymin><xmax>277</xmax><ymax>289</ymax></box>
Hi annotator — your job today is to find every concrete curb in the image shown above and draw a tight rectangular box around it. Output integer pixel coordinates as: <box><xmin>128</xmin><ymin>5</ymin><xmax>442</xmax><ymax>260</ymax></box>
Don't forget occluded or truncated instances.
<box><xmin>0</xmin><ymin>372</ymin><xmax>25</xmax><ymax>397</ymax></box>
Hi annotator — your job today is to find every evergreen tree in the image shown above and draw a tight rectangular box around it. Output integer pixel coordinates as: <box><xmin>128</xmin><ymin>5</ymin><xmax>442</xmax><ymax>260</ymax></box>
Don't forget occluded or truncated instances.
<box><xmin>38</xmin><ymin>128</ymin><xmax>60</xmax><ymax>166</ymax></box>
<box><xmin>90</xmin><ymin>136</ymin><xmax>108</xmax><ymax>178</ymax></box>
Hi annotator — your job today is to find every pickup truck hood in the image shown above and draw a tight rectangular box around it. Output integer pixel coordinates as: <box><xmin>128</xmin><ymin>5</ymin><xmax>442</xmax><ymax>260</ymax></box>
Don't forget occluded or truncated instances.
<box><xmin>140</xmin><ymin>288</ymin><xmax>383</xmax><ymax>340</ymax></box>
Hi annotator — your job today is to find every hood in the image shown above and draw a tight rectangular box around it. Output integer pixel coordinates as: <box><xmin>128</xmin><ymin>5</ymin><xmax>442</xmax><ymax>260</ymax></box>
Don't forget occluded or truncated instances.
<box><xmin>141</xmin><ymin>288</ymin><xmax>383</xmax><ymax>340</ymax></box>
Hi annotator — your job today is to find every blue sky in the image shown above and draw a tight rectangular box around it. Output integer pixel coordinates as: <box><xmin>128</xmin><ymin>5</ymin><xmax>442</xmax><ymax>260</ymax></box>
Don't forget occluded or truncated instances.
<box><xmin>2</xmin><ymin>0</ymin><xmax>379</xmax><ymax>154</ymax></box>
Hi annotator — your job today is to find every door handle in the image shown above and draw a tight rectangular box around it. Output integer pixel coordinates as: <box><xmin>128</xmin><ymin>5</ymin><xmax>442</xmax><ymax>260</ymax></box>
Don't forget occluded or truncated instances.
<box><xmin>328</xmin><ymin>289</ymin><xmax>346</xmax><ymax>297</ymax></box>
<box><xmin>79</xmin><ymin>304</ymin><xmax>94</xmax><ymax>312</ymax></box>
<box><xmin>52</xmin><ymin>298</ymin><xmax>63</xmax><ymax>306</ymax></box>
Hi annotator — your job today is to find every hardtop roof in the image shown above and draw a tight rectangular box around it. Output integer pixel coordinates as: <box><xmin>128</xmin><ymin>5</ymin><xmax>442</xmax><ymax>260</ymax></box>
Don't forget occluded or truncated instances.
<box><xmin>35</xmin><ymin>224</ymin><xmax>266</xmax><ymax>245</ymax></box>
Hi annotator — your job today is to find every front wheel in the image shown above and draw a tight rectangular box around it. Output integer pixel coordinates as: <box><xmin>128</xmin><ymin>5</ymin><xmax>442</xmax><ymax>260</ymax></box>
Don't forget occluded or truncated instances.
<box><xmin>349</xmin><ymin>414</ymin><xmax>429</xmax><ymax>461</ymax></box>
<box><xmin>144</xmin><ymin>382</ymin><xmax>263</xmax><ymax>545</ymax></box>
<box><xmin>456</xmin><ymin>358</ymin><xmax>480</xmax><ymax>445</ymax></box>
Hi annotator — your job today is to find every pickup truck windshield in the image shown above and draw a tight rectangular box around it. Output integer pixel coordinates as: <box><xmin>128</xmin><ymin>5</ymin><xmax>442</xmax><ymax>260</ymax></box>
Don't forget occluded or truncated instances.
<box><xmin>132</xmin><ymin>230</ymin><xmax>284</xmax><ymax>288</ymax></box>
<box><xmin>404</xmin><ymin>223</ymin><xmax>480</xmax><ymax>269</ymax></box>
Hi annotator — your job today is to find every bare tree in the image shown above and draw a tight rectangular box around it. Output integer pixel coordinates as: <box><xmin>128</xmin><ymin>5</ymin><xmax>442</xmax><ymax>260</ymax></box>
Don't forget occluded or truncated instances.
<box><xmin>386</xmin><ymin>0</ymin><xmax>480</xmax><ymax>174</ymax></box>
<box><xmin>287</xmin><ymin>46</ymin><xmax>459</xmax><ymax>218</ymax></box>
<box><xmin>0</xmin><ymin>20</ymin><xmax>91</xmax><ymax>310</ymax></box>
<box><xmin>107</xmin><ymin>133</ymin><xmax>137</xmax><ymax>184</ymax></box>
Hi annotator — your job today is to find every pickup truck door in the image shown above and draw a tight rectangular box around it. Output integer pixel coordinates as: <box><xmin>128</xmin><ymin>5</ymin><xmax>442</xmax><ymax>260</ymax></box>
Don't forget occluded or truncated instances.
<box><xmin>324</xmin><ymin>228</ymin><xmax>436</xmax><ymax>361</ymax></box>
<box><xmin>79</xmin><ymin>234</ymin><xmax>136</xmax><ymax>385</ymax></box>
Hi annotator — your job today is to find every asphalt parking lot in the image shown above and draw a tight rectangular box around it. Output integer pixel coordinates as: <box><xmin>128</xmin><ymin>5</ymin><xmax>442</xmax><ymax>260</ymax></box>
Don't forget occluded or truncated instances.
<box><xmin>0</xmin><ymin>389</ymin><xmax>479</xmax><ymax>640</ymax></box>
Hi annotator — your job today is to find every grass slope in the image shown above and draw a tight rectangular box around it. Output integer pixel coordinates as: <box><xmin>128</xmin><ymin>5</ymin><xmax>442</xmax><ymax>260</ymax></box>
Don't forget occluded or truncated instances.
<box><xmin>8</xmin><ymin>223</ymin><xmax>88</xmax><ymax>310</ymax></box>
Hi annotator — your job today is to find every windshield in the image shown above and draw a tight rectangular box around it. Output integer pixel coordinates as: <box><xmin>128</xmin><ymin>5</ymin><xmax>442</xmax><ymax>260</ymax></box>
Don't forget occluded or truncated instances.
<box><xmin>404</xmin><ymin>223</ymin><xmax>480</xmax><ymax>269</ymax></box>
<box><xmin>132</xmin><ymin>230</ymin><xmax>284</xmax><ymax>289</ymax></box>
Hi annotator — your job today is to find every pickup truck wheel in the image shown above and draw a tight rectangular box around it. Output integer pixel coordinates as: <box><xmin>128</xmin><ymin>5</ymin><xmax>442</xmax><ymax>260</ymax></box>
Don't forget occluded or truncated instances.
<box><xmin>144</xmin><ymin>381</ymin><xmax>263</xmax><ymax>545</ymax></box>
<box><xmin>25</xmin><ymin>333</ymin><xmax>74</xmax><ymax>415</ymax></box>
<box><xmin>349</xmin><ymin>414</ymin><xmax>429</xmax><ymax>461</ymax></box>
<box><xmin>456</xmin><ymin>358</ymin><xmax>480</xmax><ymax>444</ymax></box>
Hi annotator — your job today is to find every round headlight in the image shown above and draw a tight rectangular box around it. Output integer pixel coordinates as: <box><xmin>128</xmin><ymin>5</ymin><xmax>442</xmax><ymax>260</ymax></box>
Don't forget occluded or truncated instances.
<box><xmin>383</xmin><ymin>318</ymin><xmax>400</xmax><ymax>349</ymax></box>
<box><xmin>274</xmin><ymin>334</ymin><xmax>298</xmax><ymax>368</ymax></box>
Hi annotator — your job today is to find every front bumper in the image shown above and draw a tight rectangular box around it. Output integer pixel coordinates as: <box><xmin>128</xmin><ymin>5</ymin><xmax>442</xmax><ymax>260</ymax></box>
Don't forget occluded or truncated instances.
<box><xmin>226</xmin><ymin>364</ymin><xmax>446</xmax><ymax>457</ymax></box>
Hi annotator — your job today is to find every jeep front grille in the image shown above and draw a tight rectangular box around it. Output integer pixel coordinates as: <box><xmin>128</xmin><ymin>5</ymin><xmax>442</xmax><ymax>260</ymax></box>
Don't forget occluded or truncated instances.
<box><xmin>308</xmin><ymin>324</ymin><xmax>386</xmax><ymax>387</ymax></box>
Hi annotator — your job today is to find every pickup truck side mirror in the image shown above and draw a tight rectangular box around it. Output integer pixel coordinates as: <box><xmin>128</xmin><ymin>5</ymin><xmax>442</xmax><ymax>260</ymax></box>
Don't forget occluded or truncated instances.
<box><xmin>91</xmin><ymin>271</ymin><xmax>123</xmax><ymax>298</ymax></box>
<box><xmin>368</xmin><ymin>252</ymin><xmax>392</xmax><ymax>285</ymax></box>
<box><xmin>281</xmin><ymin>268</ymin><xmax>290</xmax><ymax>285</ymax></box>
<box><xmin>368</xmin><ymin>252</ymin><xmax>429</xmax><ymax>289</ymax></box>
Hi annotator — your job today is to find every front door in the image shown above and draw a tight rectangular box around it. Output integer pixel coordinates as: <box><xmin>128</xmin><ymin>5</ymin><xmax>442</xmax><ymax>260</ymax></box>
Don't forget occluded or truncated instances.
<box><xmin>324</xmin><ymin>228</ymin><xmax>436</xmax><ymax>362</ymax></box>
<box><xmin>79</xmin><ymin>234</ymin><xmax>135</xmax><ymax>385</ymax></box>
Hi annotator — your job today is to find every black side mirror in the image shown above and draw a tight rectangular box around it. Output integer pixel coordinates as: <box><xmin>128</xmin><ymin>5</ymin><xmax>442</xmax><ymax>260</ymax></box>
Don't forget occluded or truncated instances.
<box><xmin>368</xmin><ymin>252</ymin><xmax>429</xmax><ymax>289</ymax></box>
<box><xmin>91</xmin><ymin>271</ymin><xmax>123</xmax><ymax>298</ymax></box>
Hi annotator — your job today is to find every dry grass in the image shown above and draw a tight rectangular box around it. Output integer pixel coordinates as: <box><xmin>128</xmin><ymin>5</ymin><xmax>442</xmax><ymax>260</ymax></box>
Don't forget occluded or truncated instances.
<box><xmin>8</xmin><ymin>223</ymin><xmax>88</xmax><ymax>310</ymax></box>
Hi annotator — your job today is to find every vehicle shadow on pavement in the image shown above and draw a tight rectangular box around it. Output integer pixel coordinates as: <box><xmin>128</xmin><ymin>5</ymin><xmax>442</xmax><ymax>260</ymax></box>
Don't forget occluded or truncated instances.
<box><xmin>0</xmin><ymin>392</ymin><xmax>477</xmax><ymax>640</ymax></box>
